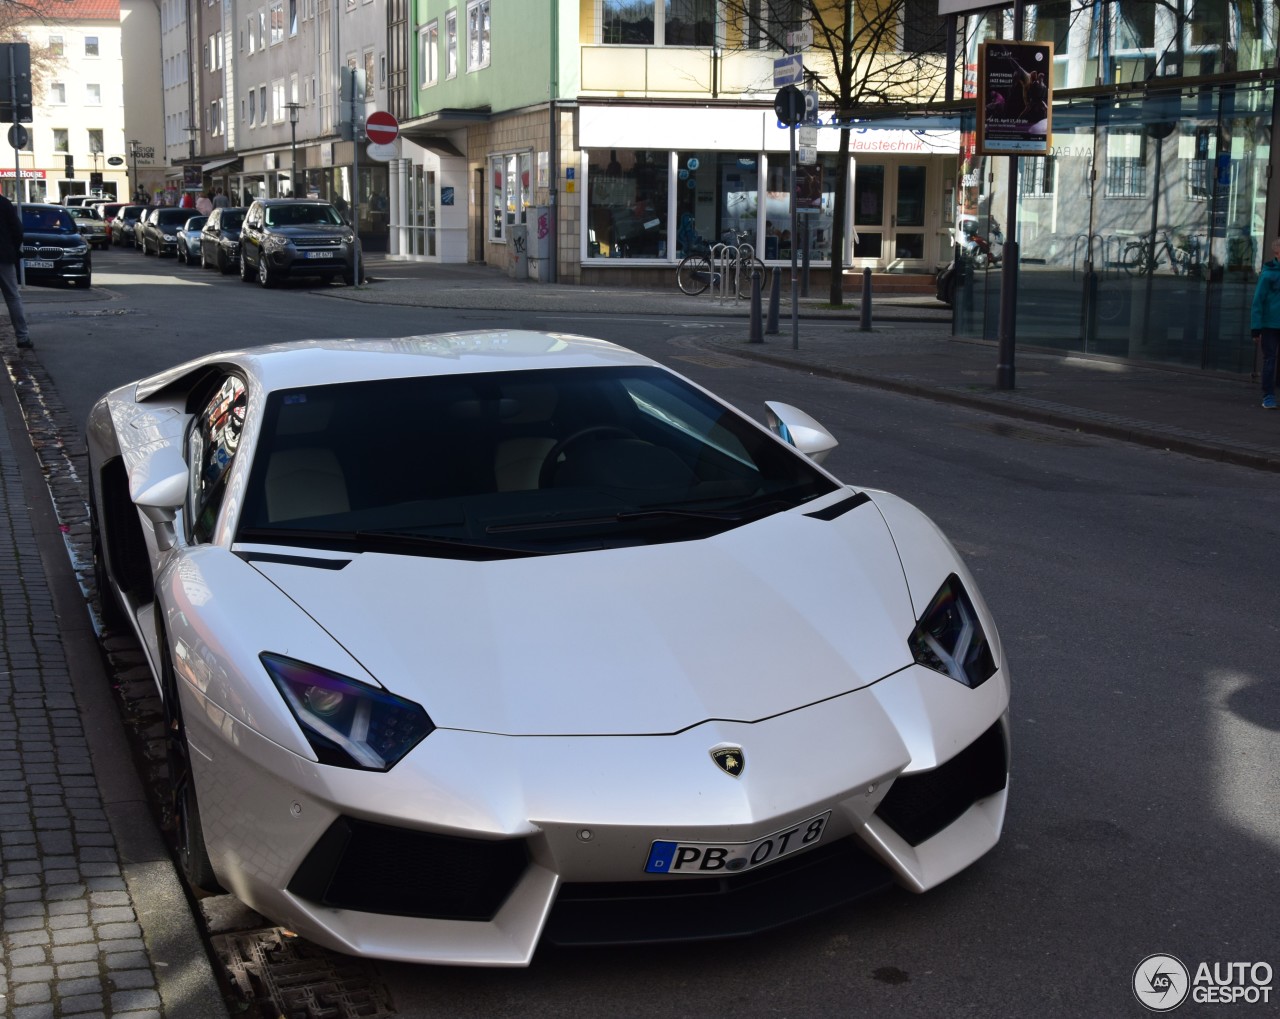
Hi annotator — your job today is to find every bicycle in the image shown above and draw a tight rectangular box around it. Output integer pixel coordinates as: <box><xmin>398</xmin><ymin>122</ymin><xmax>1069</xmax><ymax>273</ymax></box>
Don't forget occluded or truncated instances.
<box><xmin>676</xmin><ymin>231</ymin><xmax>766</xmax><ymax>298</ymax></box>
<box><xmin>1122</xmin><ymin>230</ymin><xmax>1203</xmax><ymax>278</ymax></box>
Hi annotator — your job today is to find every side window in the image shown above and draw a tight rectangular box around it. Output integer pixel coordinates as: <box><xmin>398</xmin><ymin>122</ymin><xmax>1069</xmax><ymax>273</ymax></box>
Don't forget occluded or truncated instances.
<box><xmin>189</xmin><ymin>375</ymin><xmax>248</xmax><ymax>543</ymax></box>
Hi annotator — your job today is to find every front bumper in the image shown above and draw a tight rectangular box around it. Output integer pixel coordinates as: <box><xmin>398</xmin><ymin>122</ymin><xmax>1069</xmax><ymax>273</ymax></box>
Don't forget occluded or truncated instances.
<box><xmin>268</xmin><ymin>249</ymin><xmax>353</xmax><ymax>276</ymax></box>
<box><xmin>185</xmin><ymin>662</ymin><xmax>1010</xmax><ymax>965</ymax></box>
<box><xmin>23</xmin><ymin>251</ymin><xmax>91</xmax><ymax>284</ymax></box>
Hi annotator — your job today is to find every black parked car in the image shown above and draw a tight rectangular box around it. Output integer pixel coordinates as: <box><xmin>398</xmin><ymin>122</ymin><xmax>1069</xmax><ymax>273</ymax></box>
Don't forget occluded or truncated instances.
<box><xmin>113</xmin><ymin>205</ymin><xmax>148</xmax><ymax>247</ymax></box>
<box><xmin>20</xmin><ymin>204</ymin><xmax>91</xmax><ymax>288</ymax></box>
<box><xmin>238</xmin><ymin>198</ymin><xmax>357</xmax><ymax>287</ymax></box>
<box><xmin>140</xmin><ymin>207</ymin><xmax>192</xmax><ymax>256</ymax></box>
<box><xmin>199</xmin><ymin>207</ymin><xmax>246</xmax><ymax>274</ymax></box>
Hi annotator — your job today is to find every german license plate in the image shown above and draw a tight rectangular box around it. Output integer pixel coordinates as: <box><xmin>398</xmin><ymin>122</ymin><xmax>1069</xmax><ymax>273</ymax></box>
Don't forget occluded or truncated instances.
<box><xmin>644</xmin><ymin>811</ymin><xmax>831</xmax><ymax>875</ymax></box>
<box><xmin>25</xmin><ymin>260</ymin><xmax>54</xmax><ymax>269</ymax></box>
<box><xmin>304</xmin><ymin>251</ymin><xmax>334</xmax><ymax>259</ymax></box>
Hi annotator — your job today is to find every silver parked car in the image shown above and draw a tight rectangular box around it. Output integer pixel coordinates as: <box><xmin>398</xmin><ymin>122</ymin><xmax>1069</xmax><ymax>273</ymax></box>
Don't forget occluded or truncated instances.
<box><xmin>66</xmin><ymin>206</ymin><xmax>110</xmax><ymax>251</ymax></box>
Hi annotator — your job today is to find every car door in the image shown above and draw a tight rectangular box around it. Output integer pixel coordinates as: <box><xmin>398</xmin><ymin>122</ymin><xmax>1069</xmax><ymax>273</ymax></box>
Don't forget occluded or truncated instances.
<box><xmin>200</xmin><ymin>211</ymin><xmax>219</xmax><ymax>264</ymax></box>
<box><xmin>241</xmin><ymin>204</ymin><xmax>264</xmax><ymax>270</ymax></box>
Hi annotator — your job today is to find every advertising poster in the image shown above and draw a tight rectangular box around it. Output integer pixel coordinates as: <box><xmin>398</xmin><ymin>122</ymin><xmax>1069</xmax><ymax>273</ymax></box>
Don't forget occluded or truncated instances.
<box><xmin>977</xmin><ymin>40</ymin><xmax>1053</xmax><ymax>156</ymax></box>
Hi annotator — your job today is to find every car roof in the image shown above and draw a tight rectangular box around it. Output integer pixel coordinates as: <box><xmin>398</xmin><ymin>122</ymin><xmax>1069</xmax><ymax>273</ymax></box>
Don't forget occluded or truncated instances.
<box><xmin>255</xmin><ymin>198</ymin><xmax>332</xmax><ymax>205</ymax></box>
<box><xmin>134</xmin><ymin>331</ymin><xmax>659</xmax><ymax>402</ymax></box>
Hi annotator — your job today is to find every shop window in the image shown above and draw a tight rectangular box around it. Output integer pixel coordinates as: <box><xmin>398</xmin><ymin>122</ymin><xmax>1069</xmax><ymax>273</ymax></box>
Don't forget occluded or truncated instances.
<box><xmin>489</xmin><ymin>151</ymin><xmax>531</xmax><ymax>242</ymax></box>
<box><xmin>674</xmin><ymin>150</ymin><xmax>759</xmax><ymax>258</ymax></box>
<box><xmin>588</xmin><ymin>148</ymin><xmax>670</xmax><ymax>258</ymax></box>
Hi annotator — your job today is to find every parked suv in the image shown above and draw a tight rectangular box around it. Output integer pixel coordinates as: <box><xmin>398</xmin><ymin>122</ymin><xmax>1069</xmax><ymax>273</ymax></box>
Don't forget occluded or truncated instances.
<box><xmin>238</xmin><ymin>198</ymin><xmax>357</xmax><ymax>287</ymax></box>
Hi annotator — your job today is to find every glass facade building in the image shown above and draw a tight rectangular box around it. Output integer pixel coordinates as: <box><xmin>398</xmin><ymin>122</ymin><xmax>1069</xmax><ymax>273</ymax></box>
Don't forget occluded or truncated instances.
<box><xmin>954</xmin><ymin>0</ymin><xmax>1279</xmax><ymax>373</ymax></box>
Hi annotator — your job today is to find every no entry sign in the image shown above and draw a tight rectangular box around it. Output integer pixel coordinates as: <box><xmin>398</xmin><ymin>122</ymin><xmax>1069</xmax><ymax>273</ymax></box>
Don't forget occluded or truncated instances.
<box><xmin>365</xmin><ymin>110</ymin><xmax>400</xmax><ymax>145</ymax></box>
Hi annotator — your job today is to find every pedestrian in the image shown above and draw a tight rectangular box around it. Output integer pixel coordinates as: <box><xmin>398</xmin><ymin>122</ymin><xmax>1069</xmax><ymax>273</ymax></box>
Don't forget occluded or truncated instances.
<box><xmin>1249</xmin><ymin>234</ymin><xmax>1280</xmax><ymax>409</ymax></box>
<box><xmin>0</xmin><ymin>193</ymin><xmax>32</xmax><ymax>349</ymax></box>
<box><xmin>212</xmin><ymin>187</ymin><xmax>229</xmax><ymax>209</ymax></box>
<box><xmin>196</xmin><ymin>191</ymin><xmax>213</xmax><ymax>216</ymax></box>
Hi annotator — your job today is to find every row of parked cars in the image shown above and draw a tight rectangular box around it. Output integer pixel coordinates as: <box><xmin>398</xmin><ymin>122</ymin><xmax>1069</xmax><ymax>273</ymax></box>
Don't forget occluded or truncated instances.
<box><xmin>22</xmin><ymin>196</ymin><xmax>359</xmax><ymax>290</ymax></box>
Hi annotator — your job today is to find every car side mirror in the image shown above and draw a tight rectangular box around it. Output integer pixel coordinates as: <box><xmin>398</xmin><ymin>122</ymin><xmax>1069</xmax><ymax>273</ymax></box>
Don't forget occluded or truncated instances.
<box><xmin>131</xmin><ymin>457</ymin><xmax>188</xmax><ymax>552</ymax></box>
<box><xmin>764</xmin><ymin>401</ymin><xmax>838</xmax><ymax>465</ymax></box>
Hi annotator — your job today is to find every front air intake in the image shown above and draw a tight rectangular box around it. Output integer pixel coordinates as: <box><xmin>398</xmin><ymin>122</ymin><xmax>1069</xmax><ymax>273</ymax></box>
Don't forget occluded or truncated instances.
<box><xmin>875</xmin><ymin>720</ymin><xmax>1008</xmax><ymax>847</ymax></box>
<box><xmin>288</xmin><ymin>817</ymin><xmax>528</xmax><ymax>920</ymax></box>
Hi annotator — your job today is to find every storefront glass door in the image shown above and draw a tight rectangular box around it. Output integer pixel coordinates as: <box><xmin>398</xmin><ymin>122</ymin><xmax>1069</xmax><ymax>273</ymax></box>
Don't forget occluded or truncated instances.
<box><xmin>852</xmin><ymin>158</ymin><xmax>929</xmax><ymax>269</ymax></box>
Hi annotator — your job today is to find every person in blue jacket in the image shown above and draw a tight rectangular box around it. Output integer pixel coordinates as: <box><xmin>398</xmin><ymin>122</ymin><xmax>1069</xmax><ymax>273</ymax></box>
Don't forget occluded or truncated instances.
<box><xmin>1250</xmin><ymin>235</ymin><xmax>1280</xmax><ymax>408</ymax></box>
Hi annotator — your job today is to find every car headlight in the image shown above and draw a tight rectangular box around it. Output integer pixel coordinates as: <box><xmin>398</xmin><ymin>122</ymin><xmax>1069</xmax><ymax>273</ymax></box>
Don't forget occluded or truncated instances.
<box><xmin>261</xmin><ymin>653</ymin><xmax>434</xmax><ymax>770</ymax></box>
<box><xmin>263</xmin><ymin>233</ymin><xmax>289</xmax><ymax>252</ymax></box>
<box><xmin>908</xmin><ymin>574</ymin><xmax>997</xmax><ymax>688</ymax></box>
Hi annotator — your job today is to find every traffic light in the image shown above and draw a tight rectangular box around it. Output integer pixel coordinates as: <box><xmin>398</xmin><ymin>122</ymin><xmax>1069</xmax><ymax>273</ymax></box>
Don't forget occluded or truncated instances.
<box><xmin>0</xmin><ymin>43</ymin><xmax>33</xmax><ymax>123</ymax></box>
<box><xmin>64</xmin><ymin>154</ymin><xmax>74</xmax><ymax>178</ymax></box>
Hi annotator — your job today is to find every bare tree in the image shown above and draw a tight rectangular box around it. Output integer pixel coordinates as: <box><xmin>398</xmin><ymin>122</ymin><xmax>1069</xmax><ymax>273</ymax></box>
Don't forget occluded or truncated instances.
<box><xmin>721</xmin><ymin>0</ymin><xmax>951</xmax><ymax>303</ymax></box>
<box><xmin>0</xmin><ymin>0</ymin><xmax>70</xmax><ymax>104</ymax></box>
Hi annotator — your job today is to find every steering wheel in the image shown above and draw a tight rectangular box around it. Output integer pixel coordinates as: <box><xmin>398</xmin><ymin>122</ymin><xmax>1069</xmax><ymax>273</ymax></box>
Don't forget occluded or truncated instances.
<box><xmin>539</xmin><ymin>426</ymin><xmax>635</xmax><ymax>488</ymax></box>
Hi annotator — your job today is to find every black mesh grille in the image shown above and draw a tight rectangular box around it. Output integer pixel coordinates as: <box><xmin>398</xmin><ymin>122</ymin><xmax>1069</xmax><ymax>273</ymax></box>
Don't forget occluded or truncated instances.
<box><xmin>875</xmin><ymin>720</ymin><xmax>1008</xmax><ymax>847</ymax></box>
<box><xmin>288</xmin><ymin>817</ymin><xmax>528</xmax><ymax>921</ymax></box>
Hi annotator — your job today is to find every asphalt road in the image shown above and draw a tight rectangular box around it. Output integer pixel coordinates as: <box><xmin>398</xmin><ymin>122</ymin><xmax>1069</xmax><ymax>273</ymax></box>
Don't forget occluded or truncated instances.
<box><xmin>19</xmin><ymin>249</ymin><xmax>1280</xmax><ymax>1018</ymax></box>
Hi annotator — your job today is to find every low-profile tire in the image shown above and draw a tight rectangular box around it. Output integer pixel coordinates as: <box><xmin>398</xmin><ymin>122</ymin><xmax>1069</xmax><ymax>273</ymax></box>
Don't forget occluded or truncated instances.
<box><xmin>219</xmin><ymin>251</ymin><xmax>233</xmax><ymax>275</ymax></box>
<box><xmin>159</xmin><ymin>621</ymin><xmax>223</xmax><ymax>894</ymax></box>
<box><xmin>257</xmin><ymin>254</ymin><xmax>274</xmax><ymax>288</ymax></box>
<box><xmin>89</xmin><ymin>483</ymin><xmax>128</xmax><ymax>631</ymax></box>
<box><xmin>239</xmin><ymin>247</ymin><xmax>254</xmax><ymax>282</ymax></box>
<box><xmin>177</xmin><ymin>247</ymin><xmax>186</xmax><ymax>265</ymax></box>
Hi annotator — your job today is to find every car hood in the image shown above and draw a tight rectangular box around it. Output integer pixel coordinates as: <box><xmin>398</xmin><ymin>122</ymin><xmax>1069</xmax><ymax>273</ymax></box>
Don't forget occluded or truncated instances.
<box><xmin>245</xmin><ymin>498</ymin><xmax>916</xmax><ymax>736</ymax></box>
<box><xmin>268</xmin><ymin>224</ymin><xmax>349</xmax><ymax>237</ymax></box>
<box><xmin>24</xmin><ymin>233</ymin><xmax>87</xmax><ymax>249</ymax></box>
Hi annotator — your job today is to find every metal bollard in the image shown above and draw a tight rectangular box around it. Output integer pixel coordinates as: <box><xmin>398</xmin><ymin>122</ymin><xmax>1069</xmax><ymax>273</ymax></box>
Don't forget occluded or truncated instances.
<box><xmin>748</xmin><ymin>268</ymin><xmax>763</xmax><ymax>343</ymax></box>
<box><xmin>766</xmin><ymin>267</ymin><xmax>780</xmax><ymax>334</ymax></box>
<box><xmin>859</xmin><ymin>267</ymin><xmax>872</xmax><ymax>332</ymax></box>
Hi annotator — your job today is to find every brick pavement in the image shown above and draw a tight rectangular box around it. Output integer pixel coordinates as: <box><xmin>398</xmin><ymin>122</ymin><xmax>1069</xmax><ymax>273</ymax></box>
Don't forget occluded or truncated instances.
<box><xmin>1</xmin><ymin>341</ymin><xmax>225</xmax><ymax>1019</ymax></box>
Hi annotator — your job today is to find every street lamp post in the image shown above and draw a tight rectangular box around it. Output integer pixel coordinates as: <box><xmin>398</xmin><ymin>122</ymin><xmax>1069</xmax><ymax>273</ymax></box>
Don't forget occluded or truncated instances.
<box><xmin>285</xmin><ymin>103</ymin><xmax>301</xmax><ymax>197</ymax></box>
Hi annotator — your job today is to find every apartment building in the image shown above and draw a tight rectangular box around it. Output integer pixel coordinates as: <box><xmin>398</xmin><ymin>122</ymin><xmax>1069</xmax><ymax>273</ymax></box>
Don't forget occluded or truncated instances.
<box><xmin>2</xmin><ymin>0</ymin><xmax>130</xmax><ymax>204</ymax></box>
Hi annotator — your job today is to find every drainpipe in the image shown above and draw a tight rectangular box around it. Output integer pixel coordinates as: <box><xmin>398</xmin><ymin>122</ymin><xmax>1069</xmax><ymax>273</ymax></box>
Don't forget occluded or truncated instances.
<box><xmin>547</xmin><ymin>0</ymin><xmax>558</xmax><ymax>283</ymax></box>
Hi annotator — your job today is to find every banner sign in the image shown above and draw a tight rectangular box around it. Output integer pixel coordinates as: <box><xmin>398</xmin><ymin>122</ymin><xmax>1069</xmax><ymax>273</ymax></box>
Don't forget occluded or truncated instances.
<box><xmin>977</xmin><ymin>41</ymin><xmax>1053</xmax><ymax>156</ymax></box>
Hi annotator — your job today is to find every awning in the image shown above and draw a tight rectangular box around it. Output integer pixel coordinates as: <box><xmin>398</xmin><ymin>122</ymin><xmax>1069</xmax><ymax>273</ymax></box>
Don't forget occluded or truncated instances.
<box><xmin>201</xmin><ymin>156</ymin><xmax>241</xmax><ymax>174</ymax></box>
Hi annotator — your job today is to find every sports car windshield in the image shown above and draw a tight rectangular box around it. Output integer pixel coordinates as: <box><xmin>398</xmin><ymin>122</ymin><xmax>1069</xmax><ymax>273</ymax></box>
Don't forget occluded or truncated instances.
<box><xmin>236</xmin><ymin>366</ymin><xmax>838</xmax><ymax>558</ymax></box>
